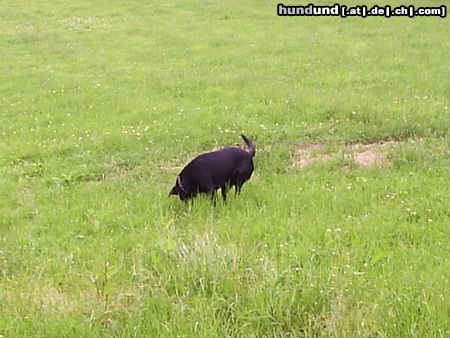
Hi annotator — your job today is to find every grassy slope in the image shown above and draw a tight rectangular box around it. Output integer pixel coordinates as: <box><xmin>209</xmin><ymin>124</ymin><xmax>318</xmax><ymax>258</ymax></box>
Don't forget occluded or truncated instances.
<box><xmin>0</xmin><ymin>0</ymin><xmax>449</xmax><ymax>336</ymax></box>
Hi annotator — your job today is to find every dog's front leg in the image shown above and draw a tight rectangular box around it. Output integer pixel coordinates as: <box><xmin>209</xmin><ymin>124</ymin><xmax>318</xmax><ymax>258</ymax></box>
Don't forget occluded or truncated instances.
<box><xmin>209</xmin><ymin>189</ymin><xmax>218</xmax><ymax>206</ymax></box>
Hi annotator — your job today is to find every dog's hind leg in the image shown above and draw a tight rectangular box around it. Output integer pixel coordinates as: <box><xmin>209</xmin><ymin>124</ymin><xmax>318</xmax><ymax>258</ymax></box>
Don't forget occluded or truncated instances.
<box><xmin>221</xmin><ymin>185</ymin><xmax>228</xmax><ymax>201</ymax></box>
<box><xmin>234</xmin><ymin>168</ymin><xmax>252</xmax><ymax>196</ymax></box>
<box><xmin>235</xmin><ymin>183</ymin><xmax>242</xmax><ymax>196</ymax></box>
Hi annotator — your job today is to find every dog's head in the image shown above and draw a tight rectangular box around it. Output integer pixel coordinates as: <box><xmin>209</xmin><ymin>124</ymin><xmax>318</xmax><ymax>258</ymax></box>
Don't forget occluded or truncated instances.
<box><xmin>169</xmin><ymin>176</ymin><xmax>190</xmax><ymax>201</ymax></box>
<box><xmin>168</xmin><ymin>185</ymin><xmax>178</xmax><ymax>196</ymax></box>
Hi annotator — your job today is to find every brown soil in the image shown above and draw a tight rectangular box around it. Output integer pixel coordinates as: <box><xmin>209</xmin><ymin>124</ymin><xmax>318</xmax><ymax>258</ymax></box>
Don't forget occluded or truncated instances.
<box><xmin>293</xmin><ymin>141</ymin><xmax>396</xmax><ymax>168</ymax></box>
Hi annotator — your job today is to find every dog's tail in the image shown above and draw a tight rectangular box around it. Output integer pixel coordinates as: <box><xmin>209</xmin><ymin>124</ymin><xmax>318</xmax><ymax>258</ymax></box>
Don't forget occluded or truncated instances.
<box><xmin>241</xmin><ymin>134</ymin><xmax>255</xmax><ymax>157</ymax></box>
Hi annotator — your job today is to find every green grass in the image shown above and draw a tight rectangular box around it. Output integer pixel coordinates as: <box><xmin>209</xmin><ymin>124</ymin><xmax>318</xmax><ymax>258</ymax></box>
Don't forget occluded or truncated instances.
<box><xmin>1</xmin><ymin>0</ymin><xmax>449</xmax><ymax>336</ymax></box>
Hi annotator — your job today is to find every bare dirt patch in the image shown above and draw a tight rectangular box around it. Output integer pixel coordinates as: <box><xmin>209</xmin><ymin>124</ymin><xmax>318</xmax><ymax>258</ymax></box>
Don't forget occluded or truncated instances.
<box><xmin>294</xmin><ymin>143</ymin><xmax>328</xmax><ymax>168</ymax></box>
<box><xmin>353</xmin><ymin>150</ymin><xmax>387</xmax><ymax>167</ymax></box>
<box><xmin>346</xmin><ymin>141</ymin><xmax>395</xmax><ymax>167</ymax></box>
<box><xmin>293</xmin><ymin>140</ymin><xmax>397</xmax><ymax>168</ymax></box>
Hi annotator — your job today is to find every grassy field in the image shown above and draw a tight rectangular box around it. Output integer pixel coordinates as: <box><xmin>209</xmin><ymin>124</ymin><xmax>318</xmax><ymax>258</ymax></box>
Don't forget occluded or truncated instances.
<box><xmin>1</xmin><ymin>0</ymin><xmax>449</xmax><ymax>336</ymax></box>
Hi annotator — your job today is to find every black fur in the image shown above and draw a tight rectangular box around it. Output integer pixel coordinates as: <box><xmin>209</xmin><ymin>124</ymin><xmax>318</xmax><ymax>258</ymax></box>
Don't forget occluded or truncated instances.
<box><xmin>169</xmin><ymin>134</ymin><xmax>256</xmax><ymax>201</ymax></box>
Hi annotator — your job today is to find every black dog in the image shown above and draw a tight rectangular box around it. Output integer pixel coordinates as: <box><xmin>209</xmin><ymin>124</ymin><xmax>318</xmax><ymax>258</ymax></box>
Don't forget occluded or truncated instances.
<box><xmin>169</xmin><ymin>134</ymin><xmax>256</xmax><ymax>201</ymax></box>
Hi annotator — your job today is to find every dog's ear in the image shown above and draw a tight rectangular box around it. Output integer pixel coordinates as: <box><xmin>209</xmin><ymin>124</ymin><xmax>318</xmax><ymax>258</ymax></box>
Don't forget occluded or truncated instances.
<box><xmin>169</xmin><ymin>185</ymin><xmax>178</xmax><ymax>196</ymax></box>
